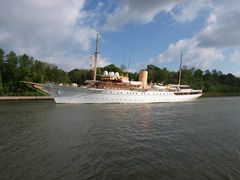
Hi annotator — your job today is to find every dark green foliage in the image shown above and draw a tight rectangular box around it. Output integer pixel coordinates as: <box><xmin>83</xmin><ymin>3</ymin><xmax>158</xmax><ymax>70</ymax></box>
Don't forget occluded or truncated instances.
<box><xmin>0</xmin><ymin>49</ymin><xmax>4</xmax><ymax>94</ymax></box>
<box><xmin>32</xmin><ymin>60</ymin><xmax>45</xmax><ymax>83</ymax></box>
<box><xmin>128</xmin><ymin>72</ymin><xmax>139</xmax><ymax>81</ymax></box>
<box><xmin>69</xmin><ymin>69</ymin><xmax>89</xmax><ymax>84</ymax></box>
<box><xmin>0</xmin><ymin>49</ymin><xmax>240</xmax><ymax>96</ymax></box>
<box><xmin>0</xmin><ymin>49</ymin><xmax>4</xmax><ymax>71</ymax></box>
<box><xmin>147</xmin><ymin>64</ymin><xmax>175</xmax><ymax>84</ymax></box>
<box><xmin>102</xmin><ymin>64</ymin><xmax>124</xmax><ymax>75</ymax></box>
<box><xmin>0</xmin><ymin>49</ymin><xmax>70</xmax><ymax>95</ymax></box>
<box><xmin>0</xmin><ymin>74</ymin><xmax>3</xmax><ymax>95</ymax></box>
<box><xmin>47</xmin><ymin>66</ymin><xmax>70</xmax><ymax>83</ymax></box>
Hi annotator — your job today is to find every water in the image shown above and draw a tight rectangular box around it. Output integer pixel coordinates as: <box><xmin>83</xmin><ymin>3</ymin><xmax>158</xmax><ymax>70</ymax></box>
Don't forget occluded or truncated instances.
<box><xmin>0</xmin><ymin>97</ymin><xmax>240</xmax><ymax>180</ymax></box>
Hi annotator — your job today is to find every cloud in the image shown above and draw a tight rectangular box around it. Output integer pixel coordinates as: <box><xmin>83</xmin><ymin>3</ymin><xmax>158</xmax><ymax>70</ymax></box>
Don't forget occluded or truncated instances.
<box><xmin>0</xmin><ymin>30</ymin><xmax>11</xmax><ymax>42</ymax></box>
<box><xmin>230</xmin><ymin>50</ymin><xmax>240</xmax><ymax>64</ymax></box>
<box><xmin>150</xmin><ymin>38</ymin><xmax>223</xmax><ymax>69</ymax></box>
<box><xmin>0</xmin><ymin>0</ymin><xmax>97</xmax><ymax>71</ymax></box>
<box><xmin>102</xmin><ymin>0</ymin><xmax>179</xmax><ymax>31</ymax></box>
<box><xmin>171</xmin><ymin>0</ymin><xmax>210</xmax><ymax>22</ymax></box>
<box><xmin>197</xmin><ymin>0</ymin><xmax>240</xmax><ymax>48</ymax></box>
<box><xmin>235</xmin><ymin>71</ymin><xmax>240</xmax><ymax>77</ymax></box>
<box><xmin>45</xmin><ymin>53</ymin><xmax>110</xmax><ymax>72</ymax></box>
<box><xmin>97</xmin><ymin>55</ymin><xmax>111</xmax><ymax>67</ymax></box>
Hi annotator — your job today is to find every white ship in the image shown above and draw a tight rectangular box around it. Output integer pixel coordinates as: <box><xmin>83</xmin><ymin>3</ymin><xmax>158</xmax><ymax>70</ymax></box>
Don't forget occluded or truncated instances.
<box><xmin>26</xmin><ymin>34</ymin><xmax>202</xmax><ymax>103</ymax></box>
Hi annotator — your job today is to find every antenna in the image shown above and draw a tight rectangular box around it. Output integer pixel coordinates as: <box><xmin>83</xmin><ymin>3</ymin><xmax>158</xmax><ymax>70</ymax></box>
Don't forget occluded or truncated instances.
<box><xmin>178</xmin><ymin>49</ymin><xmax>183</xmax><ymax>86</ymax></box>
<box><xmin>127</xmin><ymin>43</ymin><xmax>134</xmax><ymax>72</ymax></box>
<box><xmin>93</xmin><ymin>33</ymin><xmax>99</xmax><ymax>81</ymax></box>
<box><xmin>121</xmin><ymin>46</ymin><xmax>127</xmax><ymax>72</ymax></box>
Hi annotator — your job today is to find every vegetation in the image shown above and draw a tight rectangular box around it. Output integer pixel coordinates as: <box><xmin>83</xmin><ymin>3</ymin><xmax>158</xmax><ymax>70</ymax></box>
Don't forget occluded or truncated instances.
<box><xmin>0</xmin><ymin>49</ymin><xmax>240</xmax><ymax>96</ymax></box>
<box><xmin>0</xmin><ymin>49</ymin><xmax>69</xmax><ymax>95</ymax></box>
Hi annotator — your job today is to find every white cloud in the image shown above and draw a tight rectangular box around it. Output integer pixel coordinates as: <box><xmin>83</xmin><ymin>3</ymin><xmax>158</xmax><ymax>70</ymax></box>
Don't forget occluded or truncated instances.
<box><xmin>150</xmin><ymin>38</ymin><xmax>223</xmax><ymax>69</ymax></box>
<box><xmin>230</xmin><ymin>50</ymin><xmax>240</xmax><ymax>63</ymax></box>
<box><xmin>97</xmin><ymin>55</ymin><xmax>111</xmax><ymax>67</ymax></box>
<box><xmin>235</xmin><ymin>71</ymin><xmax>240</xmax><ymax>77</ymax></box>
<box><xmin>0</xmin><ymin>0</ymin><xmax>98</xmax><ymax>71</ymax></box>
<box><xmin>185</xmin><ymin>46</ymin><xmax>223</xmax><ymax>69</ymax></box>
<box><xmin>171</xmin><ymin>0</ymin><xmax>210</xmax><ymax>23</ymax></box>
<box><xmin>197</xmin><ymin>0</ymin><xmax>240</xmax><ymax>48</ymax></box>
<box><xmin>45</xmin><ymin>53</ymin><xmax>110</xmax><ymax>72</ymax></box>
<box><xmin>154</xmin><ymin>39</ymin><xmax>197</xmax><ymax>63</ymax></box>
<box><xmin>102</xmin><ymin>0</ymin><xmax>179</xmax><ymax>31</ymax></box>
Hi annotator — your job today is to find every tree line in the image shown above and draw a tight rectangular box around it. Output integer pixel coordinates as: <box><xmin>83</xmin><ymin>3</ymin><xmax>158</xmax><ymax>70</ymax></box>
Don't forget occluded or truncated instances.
<box><xmin>0</xmin><ymin>49</ymin><xmax>69</xmax><ymax>95</ymax></box>
<box><xmin>0</xmin><ymin>49</ymin><xmax>240</xmax><ymax>96</ymax></box>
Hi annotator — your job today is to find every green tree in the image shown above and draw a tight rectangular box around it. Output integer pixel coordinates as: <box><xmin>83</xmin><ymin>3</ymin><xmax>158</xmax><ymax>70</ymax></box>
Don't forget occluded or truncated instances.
<box><xmin>128</xmin><ymin>72</ymin><xmax>138</xmax><ymax>81</ymax></box>
<box><xmin>0</xmin><ymin>73</ymin><xmax>3</xmax><ymax>95</ymax></box>
<box><xmin>44</xmin><ymin>65</ymin><xmax>54</xmax><ymax>82</ymax></box>
<box><xmin>0</xmin><ymin>49</ymin><xmax>4</xmax><ymax>72</ymax></box>
<box><xmin>147</xmin><ymin>64</ymin><xmax>170</xmax><ymax>83</ymax></box>
<box><xmin>0</xmin><ymin>49</ymin><xmax>4</xmax><ymax>94</ymax></box>
<box><xmin>18</xmin><ymin>54</ymin><xmax>33</xmax><ymax>81</ymax></box>
<box><xmin>55</xmin><ymin>68</ymin><xmax>70</xmax><ymax>83</ymax></box>
<box><xmin>103</xmin><ymin>64</ymin><xmax>123</xmax><ymax>75</ymax></box>
<box><xmin>69</xmin><ymin>69</ymin><xmax>88</xmax><ymax>84</ymax></box>
<box><xmin>193</xmin><ymin>69</ymin><xmax>203</xmax><ymax>89</ymax></box>
<box><xmin>31</xmin><ymin>60</ymin><xmax>45</xmax><ymax>83</ymax></box>
<box><xmin>5</xmin><ymin>51</ymin><xmax>18</xmax><ymax>92</ymax></box>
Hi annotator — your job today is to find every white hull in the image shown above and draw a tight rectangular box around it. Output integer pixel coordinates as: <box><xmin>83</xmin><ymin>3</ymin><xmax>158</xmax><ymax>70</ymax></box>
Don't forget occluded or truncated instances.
<box><xmin>44</xmin><ymin>84</ymin><xmax>202</xmax><ymax>104</ymax></box>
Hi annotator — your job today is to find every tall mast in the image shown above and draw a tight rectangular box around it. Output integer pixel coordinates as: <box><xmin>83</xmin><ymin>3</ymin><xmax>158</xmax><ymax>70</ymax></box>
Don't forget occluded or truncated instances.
<box><xmin>178</xmin><ymin>49</ymin><xmax>183</xmax><ymax>86</ymax></box>
<box><xmin>93</xmin><ymin>33</ymin><xmax>99</xmax><ymax>81</ymax></box>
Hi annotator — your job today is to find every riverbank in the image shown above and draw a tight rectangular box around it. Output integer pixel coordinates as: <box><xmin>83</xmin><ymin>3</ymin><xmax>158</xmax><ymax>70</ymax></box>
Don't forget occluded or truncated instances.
<box><xmin>203</xmin><ymin>91</ymin><xmax>240</xmax><ymax>97</ymax></box>
<box><xmin>0</xmin><ymin>96</ymin><xmax>53</xmax><ymax>101</ymax></box>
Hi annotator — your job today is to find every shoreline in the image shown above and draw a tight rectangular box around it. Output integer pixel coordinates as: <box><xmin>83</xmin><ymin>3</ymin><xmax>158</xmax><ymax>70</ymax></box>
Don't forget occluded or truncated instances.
<box><xmin>203</xmin><ymin>92</ymin><xmax>240</xmax><ymax>97</ymax></box>
<box><xmin>0</xmin><ymin>96</ymin><xmax>53</xmax><ymax>101</ymax></box>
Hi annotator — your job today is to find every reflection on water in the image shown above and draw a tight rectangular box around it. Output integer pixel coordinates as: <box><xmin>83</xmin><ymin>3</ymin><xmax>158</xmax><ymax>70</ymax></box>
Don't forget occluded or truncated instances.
<box><xmin>1</xmin><ymin>97</ymin><xmax>240</xmax><ymax>179</ymax></box>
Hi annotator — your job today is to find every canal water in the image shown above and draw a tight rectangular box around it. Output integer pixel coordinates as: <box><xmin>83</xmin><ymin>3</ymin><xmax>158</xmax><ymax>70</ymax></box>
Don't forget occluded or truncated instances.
<box><xmin>0</xmin><ymin>97</ymin><xmax>240</xmax><ymax>180</ymax></box>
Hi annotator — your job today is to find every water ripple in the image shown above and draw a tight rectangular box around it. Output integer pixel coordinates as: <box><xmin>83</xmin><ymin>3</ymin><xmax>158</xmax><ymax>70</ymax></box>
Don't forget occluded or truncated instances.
<box><xmin>1</xmin><ymin>97</ymin><xmax>240</xmax><ymax>179</ymax></box>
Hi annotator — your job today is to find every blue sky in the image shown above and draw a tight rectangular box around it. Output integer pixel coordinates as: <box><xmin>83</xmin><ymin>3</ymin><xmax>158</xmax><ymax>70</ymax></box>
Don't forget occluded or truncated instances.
<box><xmin>0</xmin><ymin>0</ymin><xmax>240</xmax><ymax>76</ymax></box>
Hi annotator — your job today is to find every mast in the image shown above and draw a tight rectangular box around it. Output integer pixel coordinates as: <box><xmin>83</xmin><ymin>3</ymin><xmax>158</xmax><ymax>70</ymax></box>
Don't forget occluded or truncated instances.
<box><xmin>93</xmin><ymin>33</ymin><xmax>99</xmax><ymax>81</ymax></box>
<box><xmin>178</xmin><ymin>49</ymin><xmax>183</xmax><ymax>86</ymax></box>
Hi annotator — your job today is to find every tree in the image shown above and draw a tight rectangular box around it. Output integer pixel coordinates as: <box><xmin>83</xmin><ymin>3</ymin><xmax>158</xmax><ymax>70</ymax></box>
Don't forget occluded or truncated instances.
<box><xmin>0</xmin><ymin>48</ymin><xmax>4</xmax><ymax>72</ymax></box>
<box><xmin>103</xmin><ymin>64</ymin><xmax>123</xmax><ymax>74</ymax></box>
<box><xmin>54</xmin><ymin>69</ymin><xmax>70</xmax><ymax>83</ymax></box>
<box><xmin>45</xmin><ymin>66</ymin><xmax>69</xmax><ymax>83</ymax></box>
<box><xmin>226</xmin><ymin>73</ymin><xmax>236</xmax><ymax>86</ymax></box>
<box><xmin>5</xmin><ymin>51</ymin><xmax>18</xmax><ymax>92</ymax></box>
<box><xmin>128</xmin><ymin>72</ymin><xmax>138</xmax><ymax>81</ymax></box>
<box><xmin>0</xmin><ymin>73</ymin><xmax>3</xmax><ymax>95</ymax></box>
<box><xmin>0</xmin><ymin>49</ymin><xmax>4</xmax><ymax>94</ymax></box>
<box><xmin>31</xmin><ymin>60</ymin><xmax>45</xmax><ymax>83</ymax></box>
<box><xmin>193</xmin><ymin>69</ymin><xmax>203</xmax><ymax>89</ymax></box>
<box><xmin>68</xmin><ymin>69</ymin><xmax>91</xmax><ymax>84</ymax></box>
<box><xmin>18</xmin><ymin>54</ymin><xmax>33</xmax><ymax>81</ymax></box>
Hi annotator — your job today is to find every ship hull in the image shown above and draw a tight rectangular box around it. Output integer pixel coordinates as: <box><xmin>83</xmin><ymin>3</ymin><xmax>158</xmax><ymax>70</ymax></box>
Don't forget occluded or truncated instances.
<box><xmin>43</xmin><ymin>84</ymin><xmax>202</xmax><ymax>104</ymax></box>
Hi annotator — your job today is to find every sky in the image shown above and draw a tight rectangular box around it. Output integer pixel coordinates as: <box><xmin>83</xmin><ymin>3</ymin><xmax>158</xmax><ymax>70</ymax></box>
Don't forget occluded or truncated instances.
<box><xmin>0</xmin><ymin>0</ymin><xmax>240</xmax><ymax>76</ymax></box>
